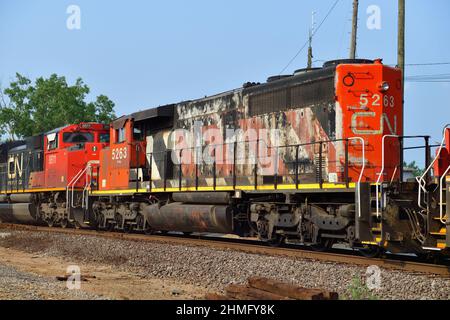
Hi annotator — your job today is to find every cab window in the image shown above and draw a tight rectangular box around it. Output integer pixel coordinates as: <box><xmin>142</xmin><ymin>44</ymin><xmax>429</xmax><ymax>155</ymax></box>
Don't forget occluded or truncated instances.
<box><xmin>133</xmin><ymin>127</ymin><xmax>144</xmax><ymax>141</ymax></box>
<box><xmin>116</xmin><ymin>128</ymin><xmax>126</xmax><ymax>143</ymax></box>
<box><xmin>47</xmin><ymin>133</ymin><xmax>58</xmax><ymax>150</ymax></box>
<box><xmin>63</xmin><ymin>132</ymin><xmax>94</xmax><ymax>144</ymax></box>
<box><xmin>99</xmin><ymin>133</ymin><xmax>110</xmax><ymax>143</ymax></box>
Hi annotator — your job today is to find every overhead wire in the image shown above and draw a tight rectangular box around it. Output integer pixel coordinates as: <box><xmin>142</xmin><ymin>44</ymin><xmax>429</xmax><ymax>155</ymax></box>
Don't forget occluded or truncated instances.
<box><xmin>279</xmin><ymin>0</ymin><xmax>341</xmax><ymax>74</ymax></box>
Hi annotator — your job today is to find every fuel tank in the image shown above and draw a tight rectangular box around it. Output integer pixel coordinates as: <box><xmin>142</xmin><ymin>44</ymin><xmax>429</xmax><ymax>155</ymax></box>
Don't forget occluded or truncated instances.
<box><xmin>144</xmin><ymin>202</ymin><xmax>234</xmax><ymax>234</ymax></box>
<box><xmin>9</xmin><ymin>193</ymin><xmax>33</xmax><ymax>203</ymax></box>
<box><xmin>172</xmin><ymin>192</ymin><xmax>231</xmax><ymax>205</ymax></box>
<box><xmin>0</xmin><ymin>203</ymin><xmax>37</xmax><ymax>224</ymax></box>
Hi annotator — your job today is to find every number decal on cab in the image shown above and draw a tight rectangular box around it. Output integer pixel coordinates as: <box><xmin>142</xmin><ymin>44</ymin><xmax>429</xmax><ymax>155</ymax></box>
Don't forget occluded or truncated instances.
<box><xmin>359</xmin><ymin>94</ymin><xmax>395</xmax><ymax>108</ymax></box>
<box><xmin>112</xmin><ymin>147</ymin><xmax>128</xmax><ymax>160</ymax></box>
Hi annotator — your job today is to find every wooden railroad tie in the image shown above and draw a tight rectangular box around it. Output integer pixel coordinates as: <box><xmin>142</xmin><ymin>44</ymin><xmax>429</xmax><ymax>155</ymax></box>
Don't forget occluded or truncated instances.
<box><xmin>206</xmin><ymin>277</ymin><xmax>338</xmax><ymax>300</ymax></box>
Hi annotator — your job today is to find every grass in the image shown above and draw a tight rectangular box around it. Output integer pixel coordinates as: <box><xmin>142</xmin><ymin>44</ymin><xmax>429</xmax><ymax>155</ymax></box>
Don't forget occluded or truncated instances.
<box><xmin>342</xmin><ymin>276</ymin><xmax>380</xmax><ymax>300</ymax></box>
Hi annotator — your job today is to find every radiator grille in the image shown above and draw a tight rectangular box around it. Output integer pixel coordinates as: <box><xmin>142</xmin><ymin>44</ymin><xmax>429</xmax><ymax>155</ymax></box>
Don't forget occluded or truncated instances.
<box><xmin>249</xmin><ymin>76</ymin><xmax>334</xmax><ymax>116</ymax></box>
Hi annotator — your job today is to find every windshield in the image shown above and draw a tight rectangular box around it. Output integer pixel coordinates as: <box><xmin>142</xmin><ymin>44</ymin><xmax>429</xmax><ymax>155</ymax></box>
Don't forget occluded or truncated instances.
<box><xmin>63</xmin><ymin>132</ymin><xmax>94</xmax><ymax>144</ymax></box>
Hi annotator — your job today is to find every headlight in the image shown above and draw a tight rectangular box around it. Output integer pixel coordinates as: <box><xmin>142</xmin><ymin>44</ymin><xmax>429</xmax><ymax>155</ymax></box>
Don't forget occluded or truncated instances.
<box><xmin>379</xmin><ymin>81</ymin><xmax>390</xmax><ymax>92</ymax></box>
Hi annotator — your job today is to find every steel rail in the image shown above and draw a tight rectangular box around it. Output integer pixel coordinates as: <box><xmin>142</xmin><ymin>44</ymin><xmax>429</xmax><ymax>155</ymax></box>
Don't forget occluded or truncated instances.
<box><xmin>0</xmin><ymin>223</ymin><xmax>448</xmax><ymax>277</ymax></box>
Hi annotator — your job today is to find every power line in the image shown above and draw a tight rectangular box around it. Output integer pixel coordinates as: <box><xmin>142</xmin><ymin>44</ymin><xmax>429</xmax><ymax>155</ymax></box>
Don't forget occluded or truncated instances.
<box><xmin>406</xmin><ymin>73</ymin><xmax>450</xmax><ymax>81</ymax></box>
<box><xmin>279</xmin><ymin>0</ymin><xmax>341</xmax><ymax>74</ymax></box>
<box><xmin>406</xmin><ymin>62</ymin><xmax>450</xmax><ymax>66</ymax></box>
<box><xmin>387</xmin><ymin>62</ymin><xmax>450</xmax><ymax>67</ymax></box>
<box><xmin>406</xmin><ymin>80</ymin><xmax>450</xmax><ymax>83</ymax></box>
<box><xmin>407</xmin><ymin>73</ymin><xmax>450</xmax><ymax>77</ymax></box>
<box><xmin>405</xmin><ymin>72</ymin><xmax>450</xmax><ymax>83</ymax></box>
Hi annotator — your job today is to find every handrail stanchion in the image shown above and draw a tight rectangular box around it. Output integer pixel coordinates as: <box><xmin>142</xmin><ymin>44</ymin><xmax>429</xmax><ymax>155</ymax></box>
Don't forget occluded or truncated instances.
<box><xmin>345</xmin><ymin>139</ymin><xmax>349</xmax><ymax>188</ymax></box>
<box><xmin>213</xmin><ymin>147</ymin><xmax>217</xmax><ymax>191</ymax></box>
<box><xmin>399</xmin><ymin>137</ymin><xmax>404</xmax><ymax>183</ymax></box>
<box><xmin>424</xmin><ymin>136</ymin><xmax>431</xmax><ymax>183</ymax></box>
<box><xmin>416</xmin><ymin>127</ymin><xmax>449</xmax><ymax>210</ymax></box>
<box><xmin>348</xmin><ymin>137</ymin><xmax>366</xmax><ymax>219</ymax></box>
<box><xmin>163</xmin><ymin>150</ymin><xmax>168</xmax><ymax>192</ymax></box>
<box><xmin>274</xmin><ymin>146</ymin><xmax>279</xmax><ymax>190</ymax></box>
<box><xmin>376</xmin><ymin>135</ymin><xmax>400</xmax><ymax>218</ymax></box>
<box><xmin>148</xmin><ymin>153</ymin><xmax>153</xmax><ymax>192</ymax></box>
<box><xmin>439</xmin><ymin>165</ymin><xmax>450</xmax><ymax>224</ymax></box>
<box><xmin>179</xmin><ymin>149</ymin><xmax>183</xmax><ymax>191</ymax></box>
<box><xmin>136</xmin><ymin>144</ymin><xmax>140</xmax><ymax>192</ymax></box>
<box><xmin>254</xmin><ymin>139</ymin><xmax>259</xmax><ymax>190</ymax></box>
<box><xmin>233</xmin><ymin>142</ymin><xmax>237</xmax><ymax>190</ymax></box>
<box><xmin>295</xmin><ymin>145</ymin><xmax>299</xmax><ymax>189</ymax></box>
<box><xmin>318</xmin><ymin>142</ymin><xmax>323</xmax><ymax>188</ymax></box>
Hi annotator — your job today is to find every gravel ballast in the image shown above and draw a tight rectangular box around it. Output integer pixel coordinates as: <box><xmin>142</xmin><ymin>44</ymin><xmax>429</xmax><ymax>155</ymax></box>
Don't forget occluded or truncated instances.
<box><xmin>0</xmin><ymin>230</ymin><xmax>449</xmax><ymax>300</ymax></box>
<box><xmin>0</xmin><ymin>262</ymin><xmax>102</xmax><ymax>300</ymax></box>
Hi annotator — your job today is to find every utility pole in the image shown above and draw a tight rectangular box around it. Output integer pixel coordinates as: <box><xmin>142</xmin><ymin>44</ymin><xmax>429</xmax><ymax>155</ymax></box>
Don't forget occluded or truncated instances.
<box><xmin>349</xmin><ymin>0</ymin><xmax>359</xmax><ymax>59</ymax></box>
<box><xmin>398</xmin><ymin>0</ymin><xmax>405</xmax><ymax>96</ymax></box>
<box><xmin>307</xmin><ymin>11</ymin><xmax>315</xmax><ymax>69</ymax></box>
<box><xmin>398</xmin><ymin>0</ymin><xmax>405</xmax><ymax>179</ymax></box>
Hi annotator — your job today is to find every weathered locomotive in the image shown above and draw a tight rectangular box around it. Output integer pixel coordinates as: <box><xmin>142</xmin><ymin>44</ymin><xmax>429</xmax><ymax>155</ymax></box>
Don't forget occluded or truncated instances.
<box><xmin>0</xmin><ymin>59</ymin><xmax>448</xmax><ymax>257</ymax></box>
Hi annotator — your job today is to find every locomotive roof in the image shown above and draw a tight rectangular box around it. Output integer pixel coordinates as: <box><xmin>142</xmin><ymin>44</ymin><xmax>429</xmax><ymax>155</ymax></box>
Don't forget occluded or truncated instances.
<box><xmin>112</xmin><ymin>58</ymin><xmax>377</xmax><ymax>126</ymax></box>
<box><xmin>0</xmin><ymin>140</ymin><xmax>25</xmax><ymax>161</ymax></box>
<box><xmin>175</xmin><ymin>59</ymin><xmax>376</xmax><ymax>105</ymax></box>
<box><xmin>112</xmin><ymin>104</ymin><xmax>175</xmax><ymax>129</ymax></box>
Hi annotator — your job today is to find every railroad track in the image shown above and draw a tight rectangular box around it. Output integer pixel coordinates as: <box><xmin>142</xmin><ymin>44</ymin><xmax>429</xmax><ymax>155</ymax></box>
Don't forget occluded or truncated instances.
<box><xmin>1</xmin><ymin>223</ymin><xmax>449</xmax><ymax>277</ymax></box>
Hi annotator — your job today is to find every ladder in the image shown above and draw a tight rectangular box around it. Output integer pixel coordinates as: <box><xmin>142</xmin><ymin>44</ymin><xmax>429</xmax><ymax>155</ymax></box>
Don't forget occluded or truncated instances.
<box><xmin>66</xmin><ymin>161</ymin><xmax>99</xmax><ymax>220</ymax></box>
<box><xmin>416</xmin><ymin>128</ymin><xmax>449</xmax><ymax>250</ymax></box>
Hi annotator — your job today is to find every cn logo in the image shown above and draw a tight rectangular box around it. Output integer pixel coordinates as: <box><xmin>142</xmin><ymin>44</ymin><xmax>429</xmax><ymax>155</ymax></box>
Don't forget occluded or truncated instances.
<box><xmin>7</xmin><ymin>155</ymin><xmax>23</xmax><ymax>180</ymax></box>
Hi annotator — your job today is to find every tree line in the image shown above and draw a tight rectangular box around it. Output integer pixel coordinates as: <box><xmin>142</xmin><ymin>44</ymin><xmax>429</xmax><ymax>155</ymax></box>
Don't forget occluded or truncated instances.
<box><xmin>0</xmin><ymin>73</ymin><xmax>116</xmax><ymax>141</ymax></box>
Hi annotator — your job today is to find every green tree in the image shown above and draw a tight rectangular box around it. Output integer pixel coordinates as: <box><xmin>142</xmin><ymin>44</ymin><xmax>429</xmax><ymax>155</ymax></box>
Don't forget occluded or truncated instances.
<box><xmin>0</xmin><ymin>73</ymin><xmax>116</xmax><ymax>139</ymax></box>
<box><xmin>403</xmin><ymin>161</ymin><xmax>424</xmax><ymax>177</ymax></box>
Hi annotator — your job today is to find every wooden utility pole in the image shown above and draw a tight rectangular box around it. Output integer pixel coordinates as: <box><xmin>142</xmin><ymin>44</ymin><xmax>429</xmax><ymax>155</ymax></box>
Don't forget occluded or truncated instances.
<box><xmin>349</xmin><ymin>0</ymin><xmax>359</xmax><ymax>59</ymax></box>
<box><xmin>398</xmin><ymin>0</ymin><xmax>405</xmax><ymax>177</ymax></box>
<box><xmin>398</xmin><ymin>0</ymin><xmax>405</xmax><ymax>94</ymax></box>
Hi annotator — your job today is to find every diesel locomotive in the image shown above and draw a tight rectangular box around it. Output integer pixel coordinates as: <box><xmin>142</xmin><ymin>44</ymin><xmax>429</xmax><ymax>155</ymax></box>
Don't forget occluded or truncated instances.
<box><xmin>0</xmin><ymin>58</ymin><xmax>449</xmax><ymax>258</ymax></box>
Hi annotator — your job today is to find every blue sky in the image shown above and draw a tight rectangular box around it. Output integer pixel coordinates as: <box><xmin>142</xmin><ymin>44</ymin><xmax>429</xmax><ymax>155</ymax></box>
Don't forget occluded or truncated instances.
<box><xmin>1</xmin><ymin>0</ymin><xmax>449</xmax><ymax>165</ymax></box>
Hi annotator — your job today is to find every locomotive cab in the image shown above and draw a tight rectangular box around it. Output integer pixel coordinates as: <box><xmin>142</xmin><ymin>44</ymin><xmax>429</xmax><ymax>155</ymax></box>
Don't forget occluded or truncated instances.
<box><xmin>98</xmin><ymin>105</ymin><xmax>174</xmax><ymax>191</ymax></box>
<box><xmin>35</xmin><ymin>123</ymin><xmax>110</xmax><ymax>190</ymax></box>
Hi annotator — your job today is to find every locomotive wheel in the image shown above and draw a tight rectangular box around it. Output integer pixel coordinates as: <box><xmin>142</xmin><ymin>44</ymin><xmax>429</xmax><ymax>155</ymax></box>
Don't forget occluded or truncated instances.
<box><xmin>60</xmin><ymin>219</ymin><xmax>68</xmax><ymax>229</ymax></box>
<box><xmin>358</xmin><ymin>245</ymin><xmax>381</xmax><ymax>258</ymax></box>
<box><xmin>124</xmin><ymin>223</ymin><xmax>133</xmax><ymax>234</ymax></box>
<box><xmin>311</xmin><ymin>238</ymin><xmax>334</xmax><ymax>252</ymax></box>
<box><xmin>256</xmin><ymin>219</ymin><xmax>284</xmax><ymax>246</ymax></box>
<box><xmin>136</xmin><ymin>215</ymin><xmax>145</xmax><ymax>232</ymax></box>
<box><xmin>107</xmin><ymin>222</ymin><xmax>115</xmax><ymax>232</ymax></box>
<box><xmin>144</xmin><ymin>227</ymin><xmax>154</xmax><ymax>235</ymax></box>
<box><xmin>267</xmin><ymin>235</ymin><xmax>285</xmax><ymax>247</ymax></box>
<box><xmin>256</xmin><ymin>219</ymin><xmax>270</xmax><ymax>241</ymax></box>
<box><xmin>46</xmin><ymin>217</ymin><xmax>55</xmax><ymax>228</ymax></box>
<box><xmin>97</xmin><ymin>213</ymin><xmax>106</xmax><ymax>230</ymax></box>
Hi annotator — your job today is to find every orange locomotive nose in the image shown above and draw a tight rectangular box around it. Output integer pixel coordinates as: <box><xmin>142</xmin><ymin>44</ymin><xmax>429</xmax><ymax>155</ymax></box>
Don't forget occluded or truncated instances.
<box><xmin>335</xmin><ymin>59</ymin><xmax>403</xmax><ymax>183</ymax></box>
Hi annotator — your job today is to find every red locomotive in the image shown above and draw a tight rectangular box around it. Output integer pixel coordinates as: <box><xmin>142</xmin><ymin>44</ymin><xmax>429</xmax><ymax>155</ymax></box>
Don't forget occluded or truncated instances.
<box><xmin>0</xmin><ymin>59</ymin><xmax>448</xmax><ymax>257</ymax></box>
<box><xmin>0</xmin><ymin>123</ymin><xmax>109</xmax><ymax>226</ymax></box>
